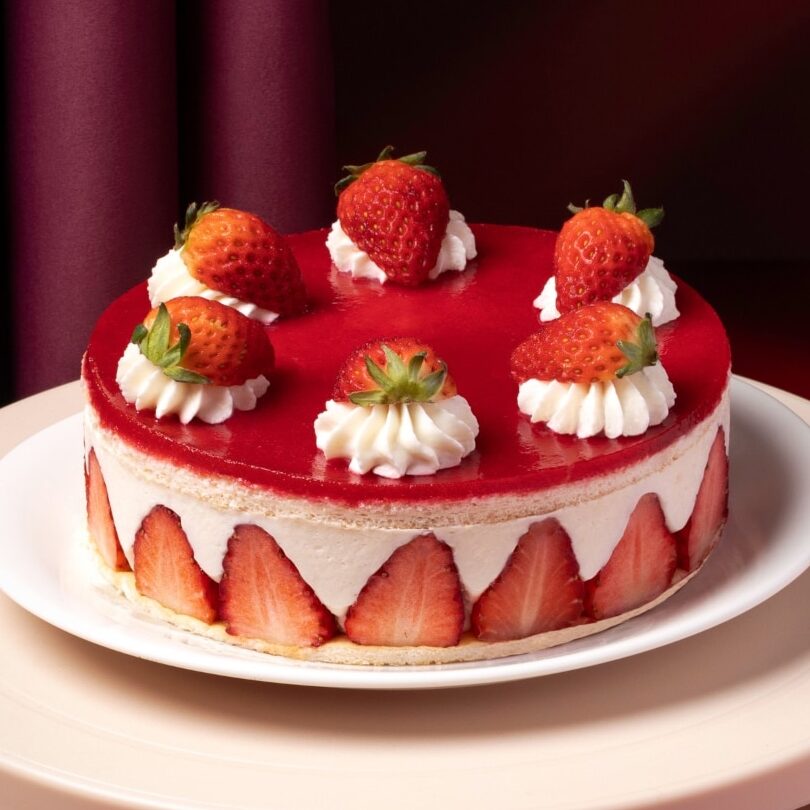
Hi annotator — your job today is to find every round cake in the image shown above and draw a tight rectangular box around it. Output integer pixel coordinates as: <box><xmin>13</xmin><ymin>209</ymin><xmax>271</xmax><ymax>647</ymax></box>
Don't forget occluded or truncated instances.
<box><xmin>81</xmin><ymin>222</ymin><xmax>731</xmax><ymax>665</ymax></box>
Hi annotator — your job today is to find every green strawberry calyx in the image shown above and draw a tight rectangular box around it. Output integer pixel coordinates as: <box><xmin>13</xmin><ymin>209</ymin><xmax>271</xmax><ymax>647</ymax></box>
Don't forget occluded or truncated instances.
<box><xmin>567</xmin><ymin>180</ymin><xmax>664</xmax><ymax>229</ymax></box>
<box><xmin>615</xmin><ymin>314</ymin><xmax>659</xmax><ymax>378</ymax></box>
<box><xmin>173</xmin><ymin>200</ymin><xmax>221</xmax><ymax>249</ymax></box>
<box><xmin>348</xmin><ymin>344</ymin><xmax>447</xmax><ymax>406</ymax></box>
<box><xmin>334</xmin><ymin>146</ymin><xmax>440</xmax><ymax>195</ymax></box>
<box><xmin>130</xmin><ymin>303</ymin><xmax>210</xmax><ymax>384</ymax></box>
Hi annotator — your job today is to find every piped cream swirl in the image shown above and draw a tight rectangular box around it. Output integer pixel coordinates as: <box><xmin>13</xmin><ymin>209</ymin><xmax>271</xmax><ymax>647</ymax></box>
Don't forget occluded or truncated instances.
<box><xmin>314</xmin><ymin>395</ymin><xmax>479</xmax><ymax>478</ymax></box>
<box><xmin>517</xmin><ymin>363</ymin><xmax>676</xmax><ymax>439</ymax></box>
<box><xmin>534</xmin><ymin>256</ymin><xmax>679</xmax><ymax>327</ymax></box>
<box><xmin>147</xmin><ymin>249</ymin><xmax>278</xmax><ymax>325</ymax></box>
<box><xmin>116</xmin><ymin>343</ymin><xmax>269</xmax><ymax>425</ymax></box>
<box><xmin>325</xmin><ymin>210</ymin><xmax>477</xmax><ymax>283</ymax></box>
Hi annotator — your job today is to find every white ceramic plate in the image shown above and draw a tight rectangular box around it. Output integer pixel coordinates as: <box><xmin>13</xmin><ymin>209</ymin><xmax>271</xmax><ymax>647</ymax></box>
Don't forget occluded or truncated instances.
<box><xmin>0</xmin><ymin>378</ymin><xmax>808</xmax><ymax>690</ymax></box>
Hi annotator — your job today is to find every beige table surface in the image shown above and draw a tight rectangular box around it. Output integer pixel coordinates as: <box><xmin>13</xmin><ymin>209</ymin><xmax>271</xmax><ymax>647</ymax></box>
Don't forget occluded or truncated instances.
<box><xmin>0</xmin><ymin>378</ymin><xmax>809</xmax><ymax>810</ymax></box>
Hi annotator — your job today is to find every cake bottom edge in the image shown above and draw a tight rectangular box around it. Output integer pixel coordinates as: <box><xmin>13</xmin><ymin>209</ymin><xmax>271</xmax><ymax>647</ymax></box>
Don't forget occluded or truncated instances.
<box><xmin>84</xmin><ymin>529</ymin><xmax>708</xmax><ymax>667</ymax></box>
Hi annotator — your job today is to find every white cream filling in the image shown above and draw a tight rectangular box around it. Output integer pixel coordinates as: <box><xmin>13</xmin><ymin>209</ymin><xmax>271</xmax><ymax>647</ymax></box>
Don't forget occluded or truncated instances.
<box><xmin>86</xmin><ymin>392</ymin><xmax>728</xmax><ymax>624</ymax></box>
<box><xmin>518</xmin><ymin>363</ymin><xmax>676</xmax><ymax>439</ymax></box>
<box><xmin>147</xmin><ymin>248</ymin><xmax>279</xmax><ymax>325</ymax></box>
<box><xmin>116</xmin><ymin>344</ymin><xmax>269</xmax><ymax>425</ymax></box>
<box><xmin>534</xmin><ymin>256</ymin><xmax>680</xmax><ymax>327</ymax></box>
<box><xmin>325</xmin><ymin>210</ymin><xmax>477</xmax><ymax>283</ymax></box>
<box><xmin>314</xmin><ymin>396</ymin><xmax>479</xmax><ymax>479</ymax></box>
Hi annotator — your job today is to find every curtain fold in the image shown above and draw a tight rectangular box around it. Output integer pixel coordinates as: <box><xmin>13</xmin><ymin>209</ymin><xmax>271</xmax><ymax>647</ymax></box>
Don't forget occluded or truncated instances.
<box><xmin>177</xmin><ymin>0</ymin><xmax>335</xmax><ymax>234</ymax></box>
<box><xmin>8</xmin><ymin>0</ymin><xmax>178</xmax><ymax>400</ymax></box>
<box><xmin>6</xmin><ymin>0</ymin><xmax>334</xmax><ymax>402</ymax></box>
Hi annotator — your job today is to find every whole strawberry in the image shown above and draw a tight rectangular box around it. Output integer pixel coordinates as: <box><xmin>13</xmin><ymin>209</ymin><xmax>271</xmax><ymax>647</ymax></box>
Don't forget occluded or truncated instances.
<box><xmin>333</xmin><ymin>337</ymin><xmax>457</xmax><ymax>405</ymax></box>
<box><xmin>175</xmin><ymin>202</ymin><xmax>306</xmax><ymax>316</ymax></box>
<box><xmin>335</xmin><ymin>146</ymin><xmax>450</xmax><ymax>286</ymax></box>
<box><xmin>554</xmin><ymin>181</ymin><xmax>664</xmax><ymax>314</ymax></box>
<box><xmin>511</xmin><ymin>302</ymin><xmax>658</xmax><ymax>384</ymax></box>
<box><xmin>131</xmin><ymin>297</ymin><xmax>274</xmax><ymax>387</ymax></box>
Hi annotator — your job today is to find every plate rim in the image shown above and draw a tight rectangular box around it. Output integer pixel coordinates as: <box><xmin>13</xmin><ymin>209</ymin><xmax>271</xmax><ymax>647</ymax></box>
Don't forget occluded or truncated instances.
<box><xmin>0</xmin><ymin>376</ymin><xmax>809</xmax><ymax>690</ymax></box>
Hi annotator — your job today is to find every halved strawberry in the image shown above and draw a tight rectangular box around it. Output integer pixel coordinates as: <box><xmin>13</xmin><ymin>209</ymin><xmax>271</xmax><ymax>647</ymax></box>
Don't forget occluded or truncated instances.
<box><xmin>133</xmin><ymin>505</ymin><xmax>218</xmax><ymax>623</ymax></box>
<box><xmin>587</xmin><ymin>493</ymin><xmax>677</xmax><ymax>620</ymax></box>
<box><xmin>219</xmin><ymin>524</ymin><xmax>336</xmax><ymax>647</ymax></box>
<box><xmin>472</xmin><ymin>519</ymin><xmax>585</xmax><ymax>641</ymax></box>
<box><xmin>344</xmin><ymin>533</ymin><xmax>464</xmax><ymax>647</ymax></box>
<box><xmin>85</xmin><ymin>449</ymin><xmax>129</xmax><ymax>571</ymax></box>
<box><xmin>677</xmin><ymin>428</ymin><xmax>729</xmax><ymax>572</ymax></box>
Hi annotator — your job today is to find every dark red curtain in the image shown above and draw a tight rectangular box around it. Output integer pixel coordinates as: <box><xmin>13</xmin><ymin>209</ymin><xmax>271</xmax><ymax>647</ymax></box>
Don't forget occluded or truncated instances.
<box><xmin>5</xmin><ymin>0</ymin><xmax>810</xmax><ymax>403</ymax></box>
<box><xmin>5</xmin><ymin>0</ymin><xmax>334</xmax><ymax>403</ymax></box>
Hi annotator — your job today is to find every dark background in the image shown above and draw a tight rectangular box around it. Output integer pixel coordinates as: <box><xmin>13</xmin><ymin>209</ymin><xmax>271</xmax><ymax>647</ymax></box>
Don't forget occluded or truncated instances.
<box><xmin>4</xmin><ymin>0</ymin><xmax>810</xmax><ymax>405</ymax></box>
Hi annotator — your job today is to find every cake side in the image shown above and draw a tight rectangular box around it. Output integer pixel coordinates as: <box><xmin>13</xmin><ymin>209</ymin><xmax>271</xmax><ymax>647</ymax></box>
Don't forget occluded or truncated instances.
<box><xmin>84</xmin><ymin>387</ymin><xmax>728</xmax><ymax>626</ymax></box>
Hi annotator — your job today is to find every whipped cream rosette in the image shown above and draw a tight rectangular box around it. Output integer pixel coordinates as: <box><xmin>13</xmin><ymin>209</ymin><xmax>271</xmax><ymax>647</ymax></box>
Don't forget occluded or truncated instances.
<box><xmin>116</xmin><ymin>297</ymin><xmax>274</xmax><ymax>425</ymax></box>
<box><xmin>511</xmin><ymin>302</ymin><xmax>675</xmax><ymax>439</ymax></box>
<box><xmin>535</xmin><ymin>181</ymin><xmax>679</xmax><ymax>327</ymax></box>
<box><xmin>315</xmin><ymin>338</ymin><xmax>479</xmax><ymax>478</ymax></box>
<box><xmin>147</xmin><ymin>201</ymin><xmax>307</xmax><ymax>324</ymax></box>
<box><xmin>327</xmin><ymin>146</ymin><xmax>476</xmax><ymax>286</ymax></box>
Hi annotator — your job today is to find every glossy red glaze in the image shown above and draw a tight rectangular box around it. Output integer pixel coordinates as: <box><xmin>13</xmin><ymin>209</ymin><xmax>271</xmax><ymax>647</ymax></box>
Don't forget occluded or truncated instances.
<box><xmin>83</xmin><ymin>225</ymin><xmax>731</xmax><ymax>505</ymax></box>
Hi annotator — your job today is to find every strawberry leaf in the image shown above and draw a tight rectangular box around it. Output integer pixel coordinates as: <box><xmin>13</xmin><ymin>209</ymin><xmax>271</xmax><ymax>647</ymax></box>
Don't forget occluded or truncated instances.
<box><xmin>130</xmin><ymin>324</ymin><xmax>148</xmax><ymax>345</ymax></box>
<box><xmin>408</xmin><ymin>352</ymin><xmax>426</xmax><ymax>380</ymax></box>
<box><xmin>610</xmin><ymin>179</ymin><xmax>636</xmax><ymax>214</ymax></box>
<box><xmin>566</xmin><ymin>199</ymin><xmax>589</xmax><ymax>215</ymax></box>
<box><xmin>176</xmin><ymin>322</ymin><xmax>191</xmax><ymax>357</ymax></box>
<box><xmin>163</xmin><ymin>367</ymin><xmax>211</xmax><ymax>384</ymax></box>
<box><xmin>349</xmin><ymin>344</ymin><xmax>449</xmax><ymax>406</ymax></box>
<box><xmin>382</xmin><ymin>344</ymin><xmax>407</xmax><ymax>380</ymax></box>
<box><xmin>616</xmin><ymin>315</ymin><xmax>658</xmax><ymax>378</ymax></box>
<box><xmin>603</xmin><ymin>193</ymin><xmax>619</xmax><ymax>209</ymax></box>
<box><xmin>398</xmin><ymin>150</ymin><xmax>427</xmax><ymax>166</ymax></box>
<box><xmin>600</xmin><ymin>181</ymin><xmax>664</xmax><ymax>229</ymax></box>
<box><xmin>637</xmin><ymin>207</ymin><xmax>665</xmax><ymax>228</ymax></box>
<box><xmin>132</xmin><ymin>304</ymin><xmax>210</xmax><ymax>385</ymax></box>
<box><xmin>349</xmin><ymin>389</ymin><xmax>389</xmax><ymax>406</ymax></box>
<box><xmin>420</xmin><ymin>365</ymin><xmax>448</xmax><ymax>400</ymax></box>
<box><xmin>364</xmin><ymin>355</ymin><xmax>392</xmax><ymax>389</ymax></box>
<box><xmin>173</xmin><ymin>200</ymin><xmax>220</xmax><ymax>249</ymax></box>
<box><xmin>145</xmin><ymin>303</ymin><xmax>171</xmax><ymax>360</ymax></box>
<box><xmin>334</xmin><ymin>146</ymin><xmax>440</xmax><ymax>195</ymax></box>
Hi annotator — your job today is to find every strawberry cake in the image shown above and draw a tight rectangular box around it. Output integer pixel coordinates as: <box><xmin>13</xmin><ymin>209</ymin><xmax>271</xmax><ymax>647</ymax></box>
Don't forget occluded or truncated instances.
<box><xmin>81</xmin><ymin>161</ymin><xmax>731</xmax><ymax>665</ymax></box>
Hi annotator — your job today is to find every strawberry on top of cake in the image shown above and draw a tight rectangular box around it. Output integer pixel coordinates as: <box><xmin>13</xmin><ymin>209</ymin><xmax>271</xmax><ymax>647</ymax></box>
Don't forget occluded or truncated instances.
<box><xmin>116</xmin><ymin>297</ymin><xmax>274</xmax><ymax>424</ymax></box>
<box><xmin>326</xmin><ymin>146</ymin><xmax>476</xmax><ymax>285</ymax></box>
<box><xmin>534</xmin><ymin>181</ymin><xmax>678</xmax><ymax>326</ymax></box>
<box><xmin>148</xmin><ymin>201</ymin><xmax>307</xmax><ymax>324</ymax></box>
<box><xmin>314</xmin><ymin>337</ymin><xmax>479</xmax><ymax>478</ymax></box>
<box><xmin>512</xmin><ymin>302</ymin><xmax>675</xmax><ymax>438</ymax></box>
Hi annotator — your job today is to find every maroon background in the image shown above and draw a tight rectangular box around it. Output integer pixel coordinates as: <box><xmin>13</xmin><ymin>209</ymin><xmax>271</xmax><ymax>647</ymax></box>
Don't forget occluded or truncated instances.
<box><xmin>3</xmin><ymin>0</ymin><xmax>810</xmax><ymax>405</ymax></box>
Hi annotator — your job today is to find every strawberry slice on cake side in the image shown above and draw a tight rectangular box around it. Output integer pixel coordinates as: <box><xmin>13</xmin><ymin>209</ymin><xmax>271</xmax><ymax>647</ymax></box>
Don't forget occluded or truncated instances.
<box><xmin>472</xmin><ymin>519</ymin><xmax>586</xmax><ymax>642</ymax></box>
<box><xmin>344</xmin><ymin>534</ymin><xmax>465</xmax><ymax>648</ymax></box>
<box><xmin>133</xmin><ymin>505</ymin><xmax>219</xmax><ymax>624</ymax></box>
<box><xmin>220</xmin><ymin>525</ymin><xmax>337</xmax><ymax>648</ymax></box>
<box><xmin>677</xmin><ymin>428</ymin><xmax>730</xmax><ymax>572</ymax></box>
<box><xmin>85</xmin><ymin>448</ymin><xmax>130</xmax><ymax>572</ymax></box>
<box><xmin>586</xmin><ymin>494</ymin><xmax>678</xmax><ymax>621</ymax></box>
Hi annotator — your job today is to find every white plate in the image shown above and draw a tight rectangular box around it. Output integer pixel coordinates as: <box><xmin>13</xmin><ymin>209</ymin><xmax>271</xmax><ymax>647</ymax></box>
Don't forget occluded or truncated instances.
<box><xmin>0</xmin><ymin>377</ymin><xmax>808</xmax><ymax>690</ymax></box>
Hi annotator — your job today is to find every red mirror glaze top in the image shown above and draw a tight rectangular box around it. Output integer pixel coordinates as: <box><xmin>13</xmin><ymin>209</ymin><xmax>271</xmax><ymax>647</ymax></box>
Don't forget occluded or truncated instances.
<box><xmin>83</xmin><ymin>225</ymin><xmax>731</xmax><ymax>506</ymax></box>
